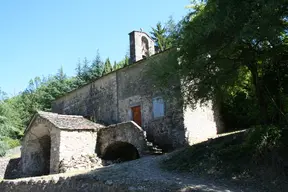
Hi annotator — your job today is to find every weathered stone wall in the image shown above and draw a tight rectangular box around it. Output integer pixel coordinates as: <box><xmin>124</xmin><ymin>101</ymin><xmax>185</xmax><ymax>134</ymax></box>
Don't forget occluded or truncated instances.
<box><xmin>129</xmin><ymin>31</ymin><xmax>155</xmax><ymax>62</ymax></box>
<box><xmin>0</xmin><ymin>176</ymin><xmax>127</xmax><ymax>192</ymax></box>
<box><xmin>52</xmin><ymin>72</ymin><xmax>118</xmax><ymax>125</ymax></box>
<box><xmin>57</xmin><ymin>130</ymin><xmax>98</xmax><ymax>173</ymax></box>
<box><xmin>184</xmin><ymin>101</ymin><xmax>219</xmax><ymax>145</ymax></box>
<box><xmin>116</xmin><ymin>61</ymin><xmax>185</xmax><ymax>150</ymax></box>
<box><xmin>52</xmin><ymin>51</ymin><xmax>221</xmax><ymax>150</ymax></box>
<box><xmin>96</xmin><ymin>121</ymin><xmax>147</xmax><ymax>157</ymax></box>
<box><xmin>58</xmin><ymin>154</ymin><xmax>103</xmax><ymax>173</ymax></box>
<box><xmin>21</xmin><ymin>115</ymin><xmax>100</xmax><ymax>176</ymax></box>
<box><xmin>52</xmin><ymin>53</ymin><xmax>186</xmax><ymax>150</ymax></box>
<box><xmin>21</xmin><ymin>118</ymin><xmax>61</xmax><ymax>177</ymax></box>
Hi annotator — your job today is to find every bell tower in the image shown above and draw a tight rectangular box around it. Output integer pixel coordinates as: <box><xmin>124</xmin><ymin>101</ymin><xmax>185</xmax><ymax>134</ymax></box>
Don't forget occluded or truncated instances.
<box><xmin>129</xmin><ymin>30</ymin><xmax>155</xmax><ymax>63</ymax></box>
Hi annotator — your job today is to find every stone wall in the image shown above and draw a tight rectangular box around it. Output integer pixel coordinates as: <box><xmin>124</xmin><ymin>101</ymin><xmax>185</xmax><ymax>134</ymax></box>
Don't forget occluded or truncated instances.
<box><xmin>21</xmin><ymin>118</ymin><xmax>61</xmax><ymax>177</ymax></box>
<box><xmin>96</xmin><ymin>121</ymin><xmax>147</xmax><ymax>157</ymax></box>
<box><xmin>0</xmin><ymin>176</ymin><xmax>128</xmax><ymax>192</ymax></box>
<box><xmin>184</xmin><ymin>102</ymin><xmax>219</xmax><ymax>145</ymax></box>
<box><xmin>21</xmin><ymin>115</ymin><xmax>100</xmax><ymax>176</ymax></box>
<box><xmin>58</xmin><ymin>154</ymin><xmax>103</xmax><ymax>173</ymax></box>
<box><xmin>52</xmin><ymin>51</ymin><xmax>221</xmax><ymax>150</ymax></box>
<box><xmin>58</xmin><ymin>130</ymin><xmax>98</xmax><ymax>162</ymax></box>
<box><xmin>52</xmin><ymin>72</ymin><xmax>118</xmax><ymax>125</ymax></box>
<box><xmin>116</xmin><ymin>61</ymin><xmax>185</xmax><ymax>150</ymax></box>
<box><xmin>129</xmin><ymin>31</ymin><xmax>155</xmax><ymax>62</ymax></box>
<box><xmin>52</xmin><ymin>52</ymin><xmax>186</xmax><ymax>150</ymax></box>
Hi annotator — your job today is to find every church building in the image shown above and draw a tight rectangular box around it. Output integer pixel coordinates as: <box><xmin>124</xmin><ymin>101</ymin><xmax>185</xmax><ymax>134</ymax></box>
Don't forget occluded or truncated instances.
<box><xmin>52</xmin><ymin>30</ymin><xmax>222</xmax><ymax>150</ymax></box>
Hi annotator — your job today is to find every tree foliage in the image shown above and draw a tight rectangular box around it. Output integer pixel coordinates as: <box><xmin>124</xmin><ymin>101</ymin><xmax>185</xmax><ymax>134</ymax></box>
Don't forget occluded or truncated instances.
<box><xmin>0</xmin><ymin>49</ymin><xmax>133</xmax><ymax>154</ymax></box>
<box><xmin>174</xmin><ymin>0</ymin><xmax>288</xmax><ymax>126</ymax></box>
<box><xmin>102</xmin><ymin>58</ymin><xmax>112</xmax><ymax>75</ymax></box>
<box><xmin>150</xmin><ymin>17</ymin><xmax>176</xmax><ymax>52</ymax></box>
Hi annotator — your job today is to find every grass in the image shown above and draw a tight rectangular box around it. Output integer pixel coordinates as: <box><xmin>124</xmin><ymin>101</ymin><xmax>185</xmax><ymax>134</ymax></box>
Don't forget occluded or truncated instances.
<box><xmin>161</xmin><ymin>126</ymin><xmax>288</xmax><ymax>191</ymax></box>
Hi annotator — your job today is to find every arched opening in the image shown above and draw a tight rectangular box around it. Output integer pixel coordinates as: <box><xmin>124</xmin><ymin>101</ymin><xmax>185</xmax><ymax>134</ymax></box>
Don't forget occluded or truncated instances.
<box><xmin>38</xmin><ymin>135</ymin><xmax>51</xmax><ymax>175</ymax></box>
<box><xmin>141</xmin><ymin>36</ymin><xmax>149</xmax><ymax>58</ymax></box>
<box><xmin>23</xmin><ymin>134</ymin><xmax>51</xmax><ymax>176</ymax></box>
<box><xmin>102</xmin><ymin>142</ymin><xmax>139</xmax><ymax>162</ymax></box>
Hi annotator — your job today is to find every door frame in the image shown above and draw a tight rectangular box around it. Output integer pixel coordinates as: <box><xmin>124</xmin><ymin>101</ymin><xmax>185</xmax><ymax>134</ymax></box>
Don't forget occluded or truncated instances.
<box><xmin>129</xmin><ymin>103</ymin><xmax>142</xmax><ymax>126</ymax></box>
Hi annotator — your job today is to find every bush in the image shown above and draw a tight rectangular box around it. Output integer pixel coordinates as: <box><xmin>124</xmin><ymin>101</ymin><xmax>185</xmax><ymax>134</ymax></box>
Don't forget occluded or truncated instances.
<box><xmin>0</xmin><ymin>141</ymin><xmax>8</xmax><ymax>157</ymax></box>
<box><xmin>245</xmin><ymin>125</ymin><xmax>282</xmax><ymax>155</ymax></box>
<box><xmin>3</xmin><ymin>138</ymin><xmax>20</xmax><ymax>149</ymax></box>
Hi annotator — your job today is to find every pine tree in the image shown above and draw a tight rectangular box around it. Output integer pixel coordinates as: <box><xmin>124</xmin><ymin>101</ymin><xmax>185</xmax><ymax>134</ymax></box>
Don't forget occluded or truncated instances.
<box><xmin>90</xmin><ymin>51</ymin><xmax>103</xmax><ymax>79</ymax></box>
<box><xmin>102</xmin><ymin>58</ymin><xmax>112</xmax><ymax>75</ymax></box>
<box><xmin>74</xmin><ymin>59</ymin><xmax>85</xmax><ymax>87</ymax></box>
<box><xmin>81</xmin><ymin>57</ymin><xmax>92</xmax><ymax>82</ymax></box>
<box><xmin>150</xmin><ymin>22</ymin><xmax>168</xmax><ymax>51</ymax></box>
<box><xmin>113</xmin><ymin>61</ymin><xmax>118</xmax><ymax>70</ymax></box>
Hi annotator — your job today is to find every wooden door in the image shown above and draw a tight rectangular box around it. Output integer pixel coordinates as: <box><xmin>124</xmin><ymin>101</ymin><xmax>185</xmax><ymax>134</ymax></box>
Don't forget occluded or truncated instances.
<box><xmin>131</xmin><ymin>106</ymin><xmax>142</xmax><ymax>126</ymax></box>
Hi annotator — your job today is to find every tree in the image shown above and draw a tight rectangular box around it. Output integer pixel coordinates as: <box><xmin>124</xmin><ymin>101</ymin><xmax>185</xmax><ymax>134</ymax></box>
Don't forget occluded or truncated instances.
<box><xmin>150</xmin><ymin>18</ymin><xmax>176</xmax><ymax>52</ymax></box>
<box><xmin>102</xmin><ymin>58</ymin><xmax>112</xmax><ymax>75</ymax></box>
<box><xmin>90</xmin><ymin>51</ymin><xmax>103</xmax><ymax>79</ymax></box>
<box><xmin>150</xmin><ymin>22</ymin><xmax>169</xmax><ymax>52</ymax></box>
<box><xmin>81</xmin><ymin>57</ymin><xmax>92</xmax><ymax>83</ymax></box>
<box><xmin>113</xmin><ymin>61</ymin><xmax>118</xmax><ymax>70</ymax></box>
<box><xmin>0</xmin><ymin>90</ymin><xmax>23</xmax><ymax>156</ymax></box>
<box><xmin>74</xmin><ymin>59</ymin><xmax>86</xmax><ymax>87</ymax></box>
<box><xmin>175</xmin><ymin>0</ymin><xmax>288</xmax><ymax>125</ymax></box>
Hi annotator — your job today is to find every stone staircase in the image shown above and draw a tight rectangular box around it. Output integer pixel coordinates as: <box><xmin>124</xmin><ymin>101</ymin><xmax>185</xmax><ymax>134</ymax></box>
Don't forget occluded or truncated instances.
<box><xmin>144</xmin><ymin>141</ymin><xmax>163</xmax><ymax>155</ymax></box>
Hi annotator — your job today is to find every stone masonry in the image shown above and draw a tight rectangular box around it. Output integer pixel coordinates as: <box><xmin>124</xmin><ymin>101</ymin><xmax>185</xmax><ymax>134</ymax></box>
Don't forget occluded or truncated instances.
<box><xmin>52</xmin><ymin>31</ymin><xmax>222</xmax><ymax>150</ymax></box>
<box><xmin>21</xmin><ymin>111</ymin><xmax>148</xmax><ymax>177</ymax></box>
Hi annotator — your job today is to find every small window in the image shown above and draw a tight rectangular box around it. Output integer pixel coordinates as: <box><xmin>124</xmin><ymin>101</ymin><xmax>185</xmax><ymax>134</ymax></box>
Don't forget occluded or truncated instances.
<box><xmin>153</xmin><ymin>97</ymin><xmax>165</xmax><ymax>118</ymax></box>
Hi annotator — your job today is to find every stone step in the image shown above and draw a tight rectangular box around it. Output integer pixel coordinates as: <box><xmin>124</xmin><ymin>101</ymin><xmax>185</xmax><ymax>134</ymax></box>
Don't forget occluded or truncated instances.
<box><xmin>144</xmin><ymin>141</ymin><xmax>163</xmax><ymax>155</ymax></box>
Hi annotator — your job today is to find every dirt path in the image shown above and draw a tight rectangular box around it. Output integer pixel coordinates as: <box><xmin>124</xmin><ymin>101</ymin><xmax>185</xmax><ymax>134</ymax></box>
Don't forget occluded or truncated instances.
<box><xmin>1</xmin><ymin>150</ymin><xmax>260</xmax><ymax>191</ymax></box>
<box><xmin>79</xmin><ymin>152</ymin><xmax>258</xmax><ymax>192</ymax></box>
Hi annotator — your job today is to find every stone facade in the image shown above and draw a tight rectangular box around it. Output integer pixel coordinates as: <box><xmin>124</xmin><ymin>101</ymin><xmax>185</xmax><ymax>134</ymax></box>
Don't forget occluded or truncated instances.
<box><xmin>129</xmin><ymin>31</ymin><xmax>155</xmax><ymax>62</ymax></box>
<box><xmin>21</xmin><ymin>111</ymin><xmax>148</xmax><ymax>177</ymax></box>
<box><xmin>21</xmin><ymin>116</ymin><xmax>61</xmax><ymax>176</ymax></box>
<box><xmin>96</xmin><ymin>121</ymin><xmax>147</xmax><ymax>158</ymax></box>
<box><xmin>52</xmin><ymin>54</ymin><xmax>186</xmax><ymax>150</ymax></box>
<box><xmin>21</xmin><ymin>112</ymin><xmax>102</xmax><ymax>177</ymax></box>
<box><xmin>52</xmin><ymin>31</ymin><xmax>222</xmax><ymax>151</ymax></box>
<box><xmin>58</xmin><ymin>154</ymin><xmax>103</xmax><ymax>173</ymax></box>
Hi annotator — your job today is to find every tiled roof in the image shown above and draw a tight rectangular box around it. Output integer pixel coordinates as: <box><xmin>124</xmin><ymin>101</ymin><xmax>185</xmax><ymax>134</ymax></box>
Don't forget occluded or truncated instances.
<box><xmin>37</xmin><ymin>111</ymin><xmax>105</xmax><ymax>130</ymax></box>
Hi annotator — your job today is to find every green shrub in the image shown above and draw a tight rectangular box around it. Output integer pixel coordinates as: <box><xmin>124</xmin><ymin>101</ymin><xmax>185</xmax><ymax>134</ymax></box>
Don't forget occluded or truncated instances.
<box><xmin>4</xmin><ymin>138</ymin><xmax>20</xmax><ymax>149</ymax></box>
<box><xmin>0</xmin><ymin>141</ymin><xmax>8</xmax><ymax>157</ymax></box>
<box><xmin>245</xmin><ymin>125</ymin><xmax>282</xmax><ymax>155</ymax></box>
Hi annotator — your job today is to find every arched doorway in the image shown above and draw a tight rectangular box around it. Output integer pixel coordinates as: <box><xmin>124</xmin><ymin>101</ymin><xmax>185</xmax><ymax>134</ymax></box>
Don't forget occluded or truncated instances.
<box><xmin>102</xmin><ymin>142</ymin><xmax>139</xmax><ymax>161</ymax></box>
<box><xmin>38</xmin><ymin>135</ymin><xmax>51</xmax><ymax>175</ymax></box>
<box><xmin>22</xmin><ymin>133</ymin><xmax>51</xmax><ymax>177</ymax></box>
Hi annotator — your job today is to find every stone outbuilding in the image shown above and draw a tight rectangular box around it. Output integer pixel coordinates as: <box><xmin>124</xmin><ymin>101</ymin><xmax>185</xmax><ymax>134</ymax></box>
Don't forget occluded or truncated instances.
<box><xmin>21</xmin><ymin>111</ymin><xmax>148</xmax><ymax>177</ymax></box>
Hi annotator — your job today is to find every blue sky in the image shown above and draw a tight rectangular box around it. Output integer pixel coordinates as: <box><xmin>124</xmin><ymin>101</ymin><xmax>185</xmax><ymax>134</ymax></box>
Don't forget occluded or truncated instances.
<box><xmin>0</xmin><ymin>0</ymin><xmax>189</xmax><ymax>96</ymax></box>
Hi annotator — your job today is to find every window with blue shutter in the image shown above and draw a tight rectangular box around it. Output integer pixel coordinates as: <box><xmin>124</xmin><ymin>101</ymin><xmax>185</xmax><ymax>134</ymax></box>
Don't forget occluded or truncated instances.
<box><xmin>153</xmin><ymin>97</ymin><xmax>165</xmax><ymax>118</ymax></box>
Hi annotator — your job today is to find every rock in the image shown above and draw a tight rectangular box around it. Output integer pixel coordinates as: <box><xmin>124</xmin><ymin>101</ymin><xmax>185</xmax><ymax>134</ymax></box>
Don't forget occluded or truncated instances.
<box><xmin>128</xmin><ymin>186</ymin><xmax>136</xmax><ymax>191</ymax></box>
<box><xmin>105</xmin><ymin>180</ymin><xmax>113</xmax><ymax>185</ymax></box>
<box><xmin>58</xmin><ymin>154</ymin><xmax>103</xmax><ymax>173</ymax></box>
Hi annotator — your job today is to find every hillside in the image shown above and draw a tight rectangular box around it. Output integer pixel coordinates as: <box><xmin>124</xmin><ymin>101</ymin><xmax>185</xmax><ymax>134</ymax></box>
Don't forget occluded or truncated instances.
<box><xmin>162</xmin><ymin>128</ymin><xmax>288</xmax><ymax>192</ymax></box>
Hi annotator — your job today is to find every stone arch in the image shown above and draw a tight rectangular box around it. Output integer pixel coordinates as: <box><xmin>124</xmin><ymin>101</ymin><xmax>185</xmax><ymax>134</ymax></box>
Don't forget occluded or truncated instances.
<box><xmin>96</xmin><ymin>121</ymin><xmax>148</xmax><ymax>159</ymax></box>
<box><xmin>102</xmin><ymin>141</ymin><xmax>139</xmax><ymax>161</ymax></box>
<box><xmin>141</xmin><ymin>36</ymin><xmax>149</xmax><ymax>58</ymax></box>
<box><xmin>21</xmin><ymin>117</ymin><xmax>53</xmax><ymax>177</ymax></box>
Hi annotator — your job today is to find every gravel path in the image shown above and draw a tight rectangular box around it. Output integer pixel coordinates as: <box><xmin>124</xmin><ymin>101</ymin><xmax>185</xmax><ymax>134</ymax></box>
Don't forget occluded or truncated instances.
<box><xmin>79</xmin><ymin>152</ymin><xmax>258</xmax><ymax>192</ymax></box>
<box><xmin>1</xmin><ymin>149</ymin><xmax>260</xmax><ymax>191</ymax></box>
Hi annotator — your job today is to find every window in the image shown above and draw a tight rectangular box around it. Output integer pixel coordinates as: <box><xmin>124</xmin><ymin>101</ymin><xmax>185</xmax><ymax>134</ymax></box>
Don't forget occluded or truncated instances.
<box><xmin>153</xmin><ymin>97</ymin><xmax>165</xmax><ymax>118</ymax></box>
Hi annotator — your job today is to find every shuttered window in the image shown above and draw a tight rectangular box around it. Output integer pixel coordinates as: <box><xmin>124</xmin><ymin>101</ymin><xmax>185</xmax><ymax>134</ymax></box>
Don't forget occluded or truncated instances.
<box><xmin>153</xmin><ymin>97</ymin><xmax>165</xmax><ymax>118</ymax></box>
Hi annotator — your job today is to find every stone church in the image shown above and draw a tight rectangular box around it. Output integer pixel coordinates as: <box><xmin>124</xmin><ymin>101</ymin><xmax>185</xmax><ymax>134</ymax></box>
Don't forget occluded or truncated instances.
<box><xmin>52</xmin><ymin>30</ymin><xmax>222</xmax><ymax>150</ymax></box>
